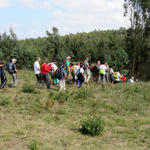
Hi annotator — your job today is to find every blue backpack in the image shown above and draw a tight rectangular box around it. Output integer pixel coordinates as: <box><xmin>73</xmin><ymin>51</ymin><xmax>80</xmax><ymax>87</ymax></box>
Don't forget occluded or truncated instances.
<box><xmin>76</xmin><ymin>69</ymin><xmax>80</xmax><ymax>76</ymax></box>
<box><xmin>7</xmin><ymin>62</ymin><xmax>14</xmax><ymax>74</ymax></box>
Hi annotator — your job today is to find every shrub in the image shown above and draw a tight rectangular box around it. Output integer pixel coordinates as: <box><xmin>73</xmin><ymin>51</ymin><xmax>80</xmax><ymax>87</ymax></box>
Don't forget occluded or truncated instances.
<box><xmin>0</xmin><ymin>98</ymin><xmax>10</xmax><ymax>106</ymax></box>
<box><xmin>80</xmin><ymin>114</ymin><xmax>105</xmax><ymax>136</ymax></box>
<box><xmin>74</xmin><ymin>88</ymin><xmax>91</xmax><ymax>100</ymax></box>
<box><xmin>29</xmin><ymin>139</ymin><xmax>38</xmax><ymax>150</ymax></box>
<box><xmin>54</xmin><ymin>92</ymin><xmax>69</xmax><ymax>103</ymax></box>
<box><xmin>22</xmin><ymin>84</ymin><xmax>35</xmax><ymax>93</ymax></box>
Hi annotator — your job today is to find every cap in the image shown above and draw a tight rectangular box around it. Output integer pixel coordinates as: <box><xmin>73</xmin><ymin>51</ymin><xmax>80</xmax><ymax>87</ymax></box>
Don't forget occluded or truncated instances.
<box><xmin>67</xmin><ymin>56</ymin><xmax>71</xmax><ymax>59</ymax></box>
<box><xmin>12</xmin><ymin>58</ymin><xmax>17</xmax><ymax>62</ymax></box>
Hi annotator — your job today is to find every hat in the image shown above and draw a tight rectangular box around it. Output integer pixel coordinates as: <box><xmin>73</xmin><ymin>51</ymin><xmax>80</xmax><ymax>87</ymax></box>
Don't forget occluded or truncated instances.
<box><xmin>12</xmin><ymin>58</ymin><xmax>17</xmax><ymax>62</ymax></box>
<box><xmin>52</xmin><ymin>60</ymin><xmax>57</xmax><ymax>63</ymax></box>
<box><xmin>67</xmin><ymin>56</ymin><xmax>71</xmax><ymax>59</ymax></box>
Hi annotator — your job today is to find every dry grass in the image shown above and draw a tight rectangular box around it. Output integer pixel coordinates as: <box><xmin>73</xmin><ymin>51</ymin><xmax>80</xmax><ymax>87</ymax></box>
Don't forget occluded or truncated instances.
<box><xmin>0</xmin><ymin>70</ymin><xmax>150</xmax><ymax>150</ymax></box>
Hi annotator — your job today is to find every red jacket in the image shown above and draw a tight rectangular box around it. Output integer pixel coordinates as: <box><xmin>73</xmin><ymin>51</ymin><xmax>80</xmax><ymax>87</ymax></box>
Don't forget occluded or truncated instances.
<box><xmin>41</xmin><ymin>63</ymin><xmax>49</xmax><ymax>74</ymax></box>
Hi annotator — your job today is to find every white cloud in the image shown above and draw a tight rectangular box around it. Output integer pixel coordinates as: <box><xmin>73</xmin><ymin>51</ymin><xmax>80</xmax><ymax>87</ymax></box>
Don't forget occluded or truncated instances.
<box><xmin>1</xmin><ymin>0</ymin><xmax>130</xmax><ymax>38</ymax></box>
<box><xmin>49</xmin><ymin>0</ymin><xmax>130</xmax><ymax>35</ymax></box>
<box><xmin>0</xmin><ymin>0</ymin><xmax>10</xmax><ymax>8</ymax></box>
<box><xmin>16</xmin><ymin>0</ymin><xmax>53</xmax><ymax>10</ymax></box>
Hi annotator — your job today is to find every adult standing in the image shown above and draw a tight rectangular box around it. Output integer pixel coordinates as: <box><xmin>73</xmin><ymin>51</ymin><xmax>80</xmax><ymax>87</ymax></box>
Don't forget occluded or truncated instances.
<box><xmin>59</xmin><ymin>65</ymin><xmax>67</xmax><ymax>91</ymax></box>
<box><xmin>78</xmin><ymin>64</ymin><xmax>85</xmax><ymax>88</ymax></box>
<box><xmin>91</xmin><ymin>61</ymin><xmax>100</xmax><ymax>83</ymax></box>
<box><xmin>83</xmin><ymin>58</ymin><xmax>91</xmax><ymax>83</ymax></box>
<box><xmin>41</xmin><ymin>60</ymin><xmax>51</xmax><ymax>89</ymax></box>
<box><xmin>50</xmin><ymin>61</ymin><xmax>58</xmax><ymax>85</ymax></box>
<box><xmin>0</xmin><ymin>61</ymin><xmax>7</xmax><ymax>89</ymax></box>
<box><xmin>105</xmin><ymin>62</ymin><xmax>109</xmax><ymax>82</ymax></box>
<box><xmin>9</xmin><ymin>58</ymin><xmax>18</xmax><ymax>87</ymax></box>
<box><xmin>34</xmin><ymin>57</ymin><xmax>41</xmax><ymax>88</ymax></box>
<box><xmin>108</xmin><ymin>66</ymin><xmax>114</xmax><ymax>83</ymax></box>
<box><xmin>99</xmin><ymin>62</ymin><xmax>108</xmax><ymax>86</ymax></box>
<box><xmin>65</xmin><ymin>56</ymin><xmax>71</xmax><ymax>78</ymax></box>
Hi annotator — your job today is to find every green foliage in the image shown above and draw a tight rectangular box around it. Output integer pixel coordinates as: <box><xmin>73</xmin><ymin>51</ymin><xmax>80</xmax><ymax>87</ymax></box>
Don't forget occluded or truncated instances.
<box><xmin>124</xmin><ymin>0</ymin><xmax>150</xmax><ymax>78</ymax></box>
<box><xmin>29</xmin><ymin>139</ymin><xmax>38</xmax><ymax>150</ymax></box>
<box><xmin>54</xmin><ymin>91</ymin><xmax>69</xmax><ymax>103</ymax></box>
<box><xmin>80</xmin><ymin>114</ymin><xmax>105</xmax><ymax>136</ymax></box>
<box><xmin>74</xmin><ymin>88</ymin><xmax>92</xmax><ymax>100</ymax></box>
<box><xmin>0</xmin><ymin>98</ymin><xmax>10</xmax><ymax>106</ymax></box>
<box><xmin>105</xmin><ymin>48</ymin><xmax>129</xmax><ymax>72</ymax></box>
<box><xmin>22</xmin><ymin>83</ymin><xmax>35</xmax><ymax>93</ymax></box>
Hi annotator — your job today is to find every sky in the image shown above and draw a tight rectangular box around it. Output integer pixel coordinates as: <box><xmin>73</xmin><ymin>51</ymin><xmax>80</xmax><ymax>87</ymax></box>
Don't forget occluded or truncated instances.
<box><xmin>0</xmin><ymin>0</ymin><xmax>130</xmax><ymax>39</ymax></box>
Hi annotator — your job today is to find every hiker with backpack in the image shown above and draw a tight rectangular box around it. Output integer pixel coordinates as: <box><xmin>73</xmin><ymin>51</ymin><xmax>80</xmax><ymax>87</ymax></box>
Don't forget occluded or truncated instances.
<box><xmin>91</xmin><ymin>61</ymin><xmax>100</xmax><ymax>83</ymax></box>
<box><xmin>0</xmin><ymin>61</ymin><xmax>7</xmax><ymax>89</ymax></box>
<box><xmin>99</xmin><ymin>62</ymin><xmax>108</xmax><ymax>85</ymax></box>
<box><xmin>8</xmin><ymin>58</ymin><xmax>18</xmax><ymax>87</ymax></box>
<box><xmin>59</xmin><ymin>64</ymin><xmax>67</xmax><ymax>91</ymax></box>
<box><xmin>50</xmin><ymin>60</ymin><xmax>58</xmax><ymax>85</ymax></box>
<box><xmin>83</xmin><ymin>58</ymin><xmax>91</xmax><ymax>83</ymax></box>
<box><xmin>73</xmin><ymin>62</ymin><xmax>80</xmax><ymax>86</ymax></box>
<box><xmin>34</xmin><ymin>57</ymin><xmax>42</xmax><ymax>88</ymax></box>
<box><xmin>41</xmin><ymin>60</ymin><xmax>51</xmax><ymax>89</ymax></box>
<box><xmin>65</xmin><ymin>56</ymin><xmax>71</xmax><ymax>78</ymax></box>
<box><xmin>77</xmin><ymin>64</ymin><xmax>85</xmax><ymax>88</ymax></box>
<box><xmin>70</xmin><ymin>63</ymin><xmax>76</xmax><ymax>82</ymax></box>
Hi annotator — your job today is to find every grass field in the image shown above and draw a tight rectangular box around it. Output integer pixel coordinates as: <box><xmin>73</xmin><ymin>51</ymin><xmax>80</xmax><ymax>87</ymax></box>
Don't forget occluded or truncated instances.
<box><xmin>0</xmin><ymin>70</ymin><xmax>150</xmax><ymax>150</ymax></box>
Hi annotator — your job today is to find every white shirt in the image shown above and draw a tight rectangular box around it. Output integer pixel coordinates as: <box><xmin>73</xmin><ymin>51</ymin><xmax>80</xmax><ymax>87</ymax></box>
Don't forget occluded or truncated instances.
<box><xmin>109</xmin><ymin>68</ymin><xmax>114</xmax><ymax>74</ymax></box>
<box><xmin>34</xmin><ymin>61</ymin><xmax>40</xmax><ymax>74</ymax></box>
<box><xmin>80</xmin><ymin>68</ymin><xmax>84</xmax><ymax>74</ymax></box>
<box><xmin>74</xmin><ymin>65</ymin><xmax>80</xmax><ymax>73</ymax></box>
<box><xmin>115</xmin><ymin>72</ymin><xmax>121</xmax><ymax>81</ymax></box>
<box><xmin>51</xmin><ymin>63</ymin><xmax>58</xmax><ymax>72</ymax></box>
<box><xmin>129</xmin><ymin>79</ymin><xmax>134</xmax><ymax>83</ymax></box>
<box><xmin>99</xmin><ymin>65</ymin><xmax>107</xmax><ymax>74</ymax></box>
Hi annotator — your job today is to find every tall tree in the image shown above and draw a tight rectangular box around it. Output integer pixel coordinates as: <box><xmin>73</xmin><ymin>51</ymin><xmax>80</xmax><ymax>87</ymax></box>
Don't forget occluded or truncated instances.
<box><xmin>124</xmin><ymin>0</ymin><xmax>150</xmax><ymax>77</ymax></box>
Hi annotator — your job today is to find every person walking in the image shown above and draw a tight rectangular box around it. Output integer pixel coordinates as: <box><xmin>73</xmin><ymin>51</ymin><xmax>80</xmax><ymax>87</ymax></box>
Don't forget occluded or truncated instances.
<box><xmin>0</xmin><ymin>61</ymin><xmax>7</xmax><ymax>89</ymax></box>
<box><xmin>8</xmin><ymin>58</ymin><xmax>18</xmax><ymax>87</ymax></box>
<box><xmin>59</xmin><ymin>65</ymin><xmax>67</xmax><ymax>91</ymax></box>
<box><xmin>34</xmin><ymin>57</ymin><xmax>41</xmax><ymax>88</ymax></box>
<box><xmin>41</xmin><ymin>60</ymin><xmax>51</xmax><ymax>89</ymax></box>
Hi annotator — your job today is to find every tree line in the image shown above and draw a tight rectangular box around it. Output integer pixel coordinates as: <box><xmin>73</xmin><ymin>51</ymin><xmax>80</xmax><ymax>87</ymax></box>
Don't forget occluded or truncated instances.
<box><xmin>0</xmin><ymin>0</ymin><xmax>150</xmax><ymax>79</ymax></box>
<box><xmin>0</xmin><ymin>28</ymin><xmax>129</xmax><ymax>72</ymax></box>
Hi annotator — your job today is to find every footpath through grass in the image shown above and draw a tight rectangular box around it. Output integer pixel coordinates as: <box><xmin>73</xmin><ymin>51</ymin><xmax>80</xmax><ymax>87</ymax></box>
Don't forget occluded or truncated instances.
<box><xmin>0</xmin><ymin>70</ymin><xmax>150</xmax><ymax>150</ymax></box>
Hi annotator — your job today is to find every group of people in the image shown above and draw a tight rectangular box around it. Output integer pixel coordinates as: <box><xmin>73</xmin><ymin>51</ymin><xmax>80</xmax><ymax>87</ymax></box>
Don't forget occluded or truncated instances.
<box><xmin>0</xmin><ymin>56</ymin><xmax>135</xmax><ymax>91</ymax></box>
<box><xmin>33</xmin><ymin>57</ymin><xmax>71</xmax><ymax>91</ymax></box>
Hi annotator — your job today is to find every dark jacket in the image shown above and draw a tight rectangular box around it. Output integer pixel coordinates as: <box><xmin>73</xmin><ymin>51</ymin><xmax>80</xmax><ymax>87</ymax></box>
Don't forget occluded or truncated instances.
<box><xmin>0</xmin><ymin>67</ymin><xmax>6</xmax><ymax>77</ymax></box>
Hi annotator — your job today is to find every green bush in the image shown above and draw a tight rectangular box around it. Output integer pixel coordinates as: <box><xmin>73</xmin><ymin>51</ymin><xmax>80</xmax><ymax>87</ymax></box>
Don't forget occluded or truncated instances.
<box><xmin>74</xmin><ymin>88</ymin><xmax>91</xmax><ymax>100</ymax></box>
<box><xmin>29</xmin><ymin>139</ymin><xmax>38</xmax><ymax>150</ymax></box>
<box><xmin>22</xmin><ymin>84</ymin><xmax>35</xmax><ymax>93</ymax></box>
<box><xmin>0</xmin><ymin>98</ymin><xmax>10</xmax><ymax>106</ymax></box>
<box><xmin>80</xmin><ymin>114</ymin><xmax>105</xmax><ymax>136</ymax></box>
<box><xmin>54</xmin><ymin>92</ymin><xmax>69</xmax><ymax>102</ymax></box>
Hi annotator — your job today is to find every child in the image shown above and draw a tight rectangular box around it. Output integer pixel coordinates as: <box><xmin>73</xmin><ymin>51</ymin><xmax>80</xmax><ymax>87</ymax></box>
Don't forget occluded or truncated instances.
<box><xmin>0</xmin><ymin>61</ymin><xmax>7</xmax><ymax>89</ymax></box>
